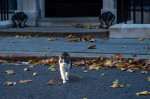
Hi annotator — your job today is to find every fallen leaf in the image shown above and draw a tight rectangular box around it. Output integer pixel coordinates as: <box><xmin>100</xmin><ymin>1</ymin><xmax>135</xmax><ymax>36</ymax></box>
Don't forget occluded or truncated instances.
<box><xmin>10</xmin><ymin>41</ymin><xmax>16</xmax><ymax>43</ymax></box>
<box><xmin>121</xmin><ymin>67</ymin><xmax>126</xmax><ymax>71</ymax></box>
<box><xmin>66</xmin><ymin>35</ymin><xmax>76</xmax><ymax>38</ymax></box>
<box><xmin>58</xmin><ymin>82</ymin><xmax>62</xmax><ymax>85</ymax></box>
<box><xmin>48</xmin><ymin>65</ymin><xmax>56</xmax><ymax>71</ymax></box>
<box><xmin>137</xmin><ymin>38</ymin><xmax>144</xmax><ymax>41</ymax></box>
<box><xmin>44</xmin><ymin>47</ymin><xmax>49</xmax><ymax>49</ymax></box>
<box><xmin>82</xmin><ymin>67</ymin><xmax>86</xmax><ymax>70</ymax></box>
<box><xmin>118</xmin><ymin>84</ymin><xmax>125</xmax><ymax>88</ymax></box>
<box><xmin>122</xmin><ymin>46</ymin><xmax>127</xmax><ymax>48</ymax></box>
<box><xmin>0</xmin><ymin>60</ymin><xmax>5</xmax><ymax>63</ymax></box>
<box><xmin>47</xmin><ymin>80</ymin><xmax>54</xmax><ymax>85</ymax></box>
<box><xmin>24</xmin><ymin>68</ymin><xmax>30</xmax><ymax>71</ymax></box>
<box><xmin>140</xmin><ymin>71</ymin><xmax>148</xmax><ymax>74</ymax></box>
<box><xmin>127</xmin><ymin>69</ymin><xmax>135</xmax><ymax>72</ymax></box>
<box><xmin>4</xmin><ymin>82</ymin><xmax>16</xmax><ymax>86</ymax></box>
<box><xmin>89</xmin><ymin>39</ymin><xmax>96</xmax><ymax>42</ymax></box>
<box><xmin>113</xmin><ymin>79</ymin><xmax>119</xmax><ymax>86</ymax></box>
<box><xmin>88</xmin><ymin>45</ymin><xmax>96</xmax><ymax>49</ymax></box>
<box><xmin>33</xmin><ymin>72</ymin><xmax>38</xmax><ymax>76</ymax></box>
<box><xmin>29</xmin><ymin>65</ymin><xmax>34</xmax><ymax>68</ymax></box>
<box><xmin>83</xmin><ymin>70</ymin><xmax>88</xmax><ymax>73</ymax></box>
<box><xmin>68</xmin><ymin>38</ymin><xmax>80</xmax><ymax>42</ymax></box>
<box><xmin>46</xmin><ymin>38</ymin><xmax>57</xmax><ymax>41</ymax></box>
<box><xmin>146</xmin><ymin>77</ymin><xmax>150</xmax><ymax>81</ymax></box>
<box><xmin>20</xmin><ymin>62</ymin><xmax>30</xmax><ymax>64</ymax></box>
<box><xmin>74</xmin><ymin>75</ymin><xmax>78</xmax><ymax>78</ymax></box>
<box><xmin>51</xmin><ymin>68</ymin><xmax>56</xmax><ymax>72</ymax></box>
<box><xmin>136</xmin><ymin>91</ymin><xmax>150</xmax><ymax>96</ymax></box>
<box><xmin>5</xmin><ymin>70</ymin><xmax>16</xmax><ymax>75</ymax></box>
<box><xmin>110</xmin><ymin>84</ymin><xmax>118</xmax><ymax>88</ymax></box>
<box><xmin>20</xmin><ymin>80</ymin><xmax>33</xmax><ymax>83</ymax></box>
<box><xmin>101</xmin><ymin>73</ymin><xmax>107</xmax><ymax>76</ymax></box>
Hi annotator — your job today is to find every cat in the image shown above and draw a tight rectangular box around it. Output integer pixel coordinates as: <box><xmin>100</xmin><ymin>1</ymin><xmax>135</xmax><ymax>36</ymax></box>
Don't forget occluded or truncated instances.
<box><xmin>58</xmin><ymin>52</ymin><xmax>72</xmax><ymax>83</ymax></box>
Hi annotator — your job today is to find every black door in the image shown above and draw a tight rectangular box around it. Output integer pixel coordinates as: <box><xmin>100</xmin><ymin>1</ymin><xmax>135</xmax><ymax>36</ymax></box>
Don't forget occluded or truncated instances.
<box><xmin>45</xmin><ymin>0</ymin><xmax>102</xmax><ymax>17</ymax></box>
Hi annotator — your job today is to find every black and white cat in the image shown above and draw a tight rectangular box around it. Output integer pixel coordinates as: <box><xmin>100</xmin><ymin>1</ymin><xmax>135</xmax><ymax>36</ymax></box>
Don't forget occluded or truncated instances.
<box><xmin>58</xmin><ymin>52</ymin><xmax>72</xmax><ymax>83</ymax></box>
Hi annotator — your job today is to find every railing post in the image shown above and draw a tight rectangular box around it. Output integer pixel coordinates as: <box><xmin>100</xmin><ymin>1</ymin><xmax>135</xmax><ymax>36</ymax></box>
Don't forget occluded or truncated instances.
<box><xmin>141</xmin><ymin>0</ymin><xmax>144</xmax><ymax>24</ymax></box>
<box><xmin>6</xmin><ymin>0</ymin><xmax>9</xmax><ymax>20</ymax></box>
<box><xmin>133</xmin><ymin>0</ymin><xmax>136</xmax><ymax>24</ymax></box>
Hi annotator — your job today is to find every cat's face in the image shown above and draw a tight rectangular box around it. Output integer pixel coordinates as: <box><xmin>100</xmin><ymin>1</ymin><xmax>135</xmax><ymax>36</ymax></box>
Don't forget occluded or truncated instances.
<box><xmin>59</xmin><ymin>56</ymin><xmax>69</xmax><ymax>64</ymax></box>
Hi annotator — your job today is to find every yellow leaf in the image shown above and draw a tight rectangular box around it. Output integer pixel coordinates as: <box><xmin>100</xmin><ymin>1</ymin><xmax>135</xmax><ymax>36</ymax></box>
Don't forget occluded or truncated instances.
<box><xmin>136</xmin><ymin>91</ymin><xmax>150</xmax><ymax>96</ymax></box>
<box><xmin>83</xmin><ymin>70</ymin><xmax>88</xmax><ymax>73</ymax></box>
<box><xmin>33</xmin><ymin>72</ymin><xmax>38</xmax><ymax>76</ymax></box>
<box><xmin>137</xmin><ymin>38</ymin><xmax>144</xmax><ymax>41</ymax></box>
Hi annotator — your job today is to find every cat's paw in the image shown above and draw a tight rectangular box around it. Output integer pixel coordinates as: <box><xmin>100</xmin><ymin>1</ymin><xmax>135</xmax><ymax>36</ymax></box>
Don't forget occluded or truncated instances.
<box><xmin>63</xmin><ymin>80</ymin><xmax>67</xmax><ymax>83</ymax></box>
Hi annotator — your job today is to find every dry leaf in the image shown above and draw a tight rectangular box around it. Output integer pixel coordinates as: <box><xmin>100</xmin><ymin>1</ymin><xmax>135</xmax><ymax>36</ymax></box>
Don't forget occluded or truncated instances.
<box><xmin>82</xmin><ymin>67</ymin><xmax>86</xmax><ymax>70</ymax></box>
<box><xmin>127</xmin><ymin>69</ymin><xmax>135</xmax><ymax>72</ymax></box>
<box><xmin>4</xmin><ymin>82</ymin><xmax>16</xmax><ymax>86</ymax></box>
<box><xmin>46</xmin><ymin>38</ymin><xmax>57</xmax><ymax>41</ymax></box>
<box><xmin>0</xmin><ymin>60</ymin><xmax>5</xmax><ymax>63</ymax></box>
<box><xmin>137</xmin><ymin>38</ymin><xmax>144</xmax><ymax>41</ymax></box>
<box><xmin>101</xmin><ymin>73</ymin><xmax>107</xmax><ymax>76</ymax></box>
<box><xmin>58</xmin><ymin>82</ymin><xmax>62</xmax><ymax>85</ymax></box>
<box><xmin>29</xmin><ymin>65</ymin><xmax>34</xmax><ymax>68</ymax></box>
<box><xmin>44</xmin><ymin>47</ymin><xmax>49</xmax><ymax>49</ymax></box>
<box><xmin>146</xmin><ymin>77</ymin><xmax>150</xmax><ymax>81</ymax></box>
<box><xmin>89</xmin><ymin>39</ymin><xmax>96</xmax><ymax>42</ymax></box>
<box><xmin>24</xmin><ymin>68</ymin><xmax>30</xmax><ymax>71</ymax></box>
<box><xmin>20</xmin><ymin>80</ymin><xmax>32</xmax><ymax>83</ymax></box>
<box><xmin>10</xmin><ymin>41</ymin><xmax>16</xmax><ymax>43</ymax></box>
<box><xmin>33</xmin><ymin>72</ymin><xmax>38</xmax><ymax>76</ymax></box>
<box><xmin>74</xmin><ymin>75</ymin><xmax>78</xmax><ymax>78</ymax></box>
<box><xmin>140</xmin><ymin>71</ymin><xmax>148</xmax><ymax>74</ymax></box>
<box><xmin>51</xmin><ymin>68</ymin><xmax>56</xmax><ymax>72</ymax></box>
<box><xmin>136</xmin><ymin>91</ymin><xmax>150</xmax><ymax>96</ymax></box>
<box><xmin>121</xmin><ymin>67</ymin><xmax>126</xmax><ymax>71</ymax></box>
<box><xmin>118</xmin><ymin>84</ymin><xmax>125</xmax><ymax>88</ymax></box>
<box><xmin>5</xmin><ymin>70</ymin><xmax>16</xmax><ymax>74</ymax></box>
<box><xmin>47</xmin><ymin>80</ymin><xmax>54</xmax><ymax>85</ymax></box>
<box><xmin>88</xmin><ymin>45</ymin><xmax>96</xmax><ymax>49</ymax></box>
<box><xmin>110</xmin><ymin>85</ymin><xmax>118</xmax><ymax>88</ymax></box>
<box><xmin>122</xmin><ymin>46</ymin><xmax>127</xmax><ymax>48</ymax></box>
<box><xmin>83</xmin><ymin>70</ymin><xmax>88</xmax><ymax>73</ymax></box>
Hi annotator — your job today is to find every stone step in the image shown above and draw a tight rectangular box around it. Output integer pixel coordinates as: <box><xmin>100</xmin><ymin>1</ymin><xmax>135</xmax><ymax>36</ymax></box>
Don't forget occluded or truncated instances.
<box><xmin>109</xmin><ymin>24</ymin><xmax>150</xmax><ymax>39</ymax></box>
<box><xmin>37</xmin><ymin>17</ymin><xmax>100</xmax><ymax>26</ymax></box>
<box><xmin>0</xmin><ymin>26</ymin><xmax>109</xmax><ymax>38</ymax></box>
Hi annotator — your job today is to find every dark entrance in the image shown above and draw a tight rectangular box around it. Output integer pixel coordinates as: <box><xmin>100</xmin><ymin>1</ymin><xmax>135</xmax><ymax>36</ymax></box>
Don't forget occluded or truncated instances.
<box><xmin>45</xmin><ymin>0</ymin><xmax>102</xmax><ymax>17</ymax></box>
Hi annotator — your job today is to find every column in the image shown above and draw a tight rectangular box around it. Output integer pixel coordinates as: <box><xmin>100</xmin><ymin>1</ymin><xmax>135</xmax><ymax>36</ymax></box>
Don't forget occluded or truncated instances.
<box><xmin>39</xmin><ymin>0</ymin><xmax>45</xmax><ymax>18</ymax></box>
<box><xmin>16</xmin><ymin>0</ymin><xmax>23</xmax><ymax>12</ymax></box>
<box><xmin>101</xmin><ymin>0</ymin><xmax>117</xmax><ymax>24</ymax></box>
<box><xmin>22</xmin><ymin>0</ymin><xmax>40</xmax><ymax>26</ymax></box>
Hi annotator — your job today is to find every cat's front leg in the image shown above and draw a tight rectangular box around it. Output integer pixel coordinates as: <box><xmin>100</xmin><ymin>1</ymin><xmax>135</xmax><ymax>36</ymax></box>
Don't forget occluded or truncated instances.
<box><xmin>65</xmin><ymin>72</ymin><xmax>69</xmax><ymax>81</ymax></box>
<box><xmin>60</xmin><ymin>71</ymin><xmax>67</xmax><ymax>83</ymax></box>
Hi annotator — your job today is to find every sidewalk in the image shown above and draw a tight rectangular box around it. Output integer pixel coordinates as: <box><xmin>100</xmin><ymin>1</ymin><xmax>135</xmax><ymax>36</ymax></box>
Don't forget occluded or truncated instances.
<box><xmin>0</xmin><ymin>36</ymin><xmax>150</xmax><ymax>59</ymax></box>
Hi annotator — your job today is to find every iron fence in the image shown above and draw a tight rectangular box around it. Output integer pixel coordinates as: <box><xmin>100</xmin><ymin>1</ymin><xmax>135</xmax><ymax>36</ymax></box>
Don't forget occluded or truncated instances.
<box><xmin>117</xmin><ymin>0</ymin><xmax>150</xmax><ymax>24</ymax></box>
<box><xmin>0</xmin><ymin>0</ymin><xmax>9</xmax><ymax>21</ymax></box>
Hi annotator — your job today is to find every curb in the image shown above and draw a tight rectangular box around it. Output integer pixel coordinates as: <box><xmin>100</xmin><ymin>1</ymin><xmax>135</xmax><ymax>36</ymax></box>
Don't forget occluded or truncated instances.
<box><xmin>0</xmin><ymin>31</ymin><xmax>109</xmax><ymax>38</ymax></box>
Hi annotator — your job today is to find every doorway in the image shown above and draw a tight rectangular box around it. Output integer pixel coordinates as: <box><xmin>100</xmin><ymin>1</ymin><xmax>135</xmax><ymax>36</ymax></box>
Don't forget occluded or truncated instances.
<box><xmin>45</xmin><ymin>0</ymin><xmax>102</xmax><ymax>17</ymax></box>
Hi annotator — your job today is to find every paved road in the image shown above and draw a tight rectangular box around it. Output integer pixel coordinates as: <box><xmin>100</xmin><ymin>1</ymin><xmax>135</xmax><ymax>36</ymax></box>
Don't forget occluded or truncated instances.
<box><xmin>0</xmin><ymin>37</ymin><xmax>150</xmax><ymax>59</ymax></box>
<box><xmin>0</xmin><ymin>63</ymin><xmax>150</xmax><ymax>99</ymax></box>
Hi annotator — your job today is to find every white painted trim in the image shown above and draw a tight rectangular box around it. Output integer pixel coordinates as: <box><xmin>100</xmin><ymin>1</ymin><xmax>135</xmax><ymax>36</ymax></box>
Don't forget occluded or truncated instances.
<box><xmin>39</xmin><ymin>0</ymin><xmax>45</xmax><ymax>18</ymax></box>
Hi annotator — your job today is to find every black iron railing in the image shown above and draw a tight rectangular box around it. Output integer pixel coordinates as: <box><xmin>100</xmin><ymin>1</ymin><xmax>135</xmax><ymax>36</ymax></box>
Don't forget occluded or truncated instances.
<box><xmin>0</xmin><ymin>0</ymin><xmax>9</xmax><ymax>21</ymax></box>
<box><xmin>117</xmin><ymin>0</ymin><xmax>150</xmax><ymax>24</ymax></box>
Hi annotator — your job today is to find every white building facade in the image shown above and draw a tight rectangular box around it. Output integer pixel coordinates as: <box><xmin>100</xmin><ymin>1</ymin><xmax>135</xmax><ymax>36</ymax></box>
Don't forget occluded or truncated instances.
<box><xmin>15</xmin><ymin>0</ymin><xmax>117</xmax><ymax>26</ymax></box>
